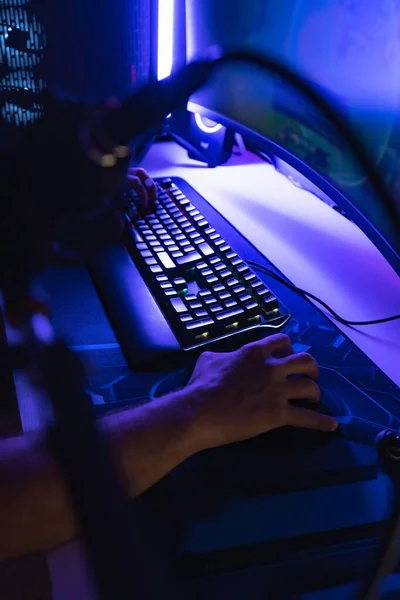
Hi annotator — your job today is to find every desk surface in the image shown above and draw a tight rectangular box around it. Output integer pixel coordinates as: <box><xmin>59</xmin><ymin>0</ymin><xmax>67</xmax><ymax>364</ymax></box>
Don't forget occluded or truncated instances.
<box><xmin>144</xmin><ymin>141</ymin><xmax>400</xmax><ymax>388</ymax></box>
<box><xmin>11</xmin><ymin>141</ymin><xmax>400</xmax><ymax>599</ymax></box>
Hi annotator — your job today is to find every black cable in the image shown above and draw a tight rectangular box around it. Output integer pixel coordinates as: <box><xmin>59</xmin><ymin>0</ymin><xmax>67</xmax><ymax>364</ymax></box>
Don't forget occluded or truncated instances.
<box><xmin>216</xmin><ymin>50</ymin><xmax>400</xmax><ymax>241</ymax></box>
<box><xmin>248</xmin><ymin>260</ymin><xmax>400</xmax><ymax>326</ymax></box>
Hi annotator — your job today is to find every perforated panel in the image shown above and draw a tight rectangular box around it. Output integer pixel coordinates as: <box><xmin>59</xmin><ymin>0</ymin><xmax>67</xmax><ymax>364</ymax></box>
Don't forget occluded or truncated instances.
<box><xmin>0</xmin><ymin>1</ymin><xmax>46</xmax><ymax>127</ymax></box>
<box><xmin>0</xmin><ymin>0</ymin><xmax>154</xmax><ymax>132</ymax></box>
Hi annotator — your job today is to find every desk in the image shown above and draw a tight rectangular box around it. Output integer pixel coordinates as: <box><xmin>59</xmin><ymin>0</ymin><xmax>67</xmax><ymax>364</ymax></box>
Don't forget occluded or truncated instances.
<box><xmin>10</xmin><ymin>141</ymin><xmax>400</xmax><ymax>598</ymax></box>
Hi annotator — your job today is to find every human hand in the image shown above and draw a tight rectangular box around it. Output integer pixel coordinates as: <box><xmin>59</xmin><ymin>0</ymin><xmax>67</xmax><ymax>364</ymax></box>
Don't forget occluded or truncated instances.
<box><xmin>125</xmin><ymin>167</ymin><xmax>157</xmax><ymax>214</ymax></box>
<box><xmin>186</xmin><ymin>334</ymin><xmax>338</xmax><ymax>450</ymax></box>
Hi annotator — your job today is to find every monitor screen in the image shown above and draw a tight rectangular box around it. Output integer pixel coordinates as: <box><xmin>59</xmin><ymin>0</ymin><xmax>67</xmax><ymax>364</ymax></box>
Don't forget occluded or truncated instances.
<box><xmin>186</xmin><ymin>0</ymin><xmax>400</xmax><ymax>273</ymax></box>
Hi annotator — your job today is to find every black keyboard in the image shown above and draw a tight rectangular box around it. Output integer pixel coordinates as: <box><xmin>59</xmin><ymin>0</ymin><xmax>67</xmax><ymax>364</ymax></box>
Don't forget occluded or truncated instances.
<box><xmin>90</xmin><ymin>177</ymin><xmax>290</xmax><ymax>370</ymax></box>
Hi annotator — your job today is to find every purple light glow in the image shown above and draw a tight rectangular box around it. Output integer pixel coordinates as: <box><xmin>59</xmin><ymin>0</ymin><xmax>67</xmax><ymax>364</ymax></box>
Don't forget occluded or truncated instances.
<box><xmin>157</xmin><ymin>0</ymin><xmax>174</xmax><ymax>81</ymax></box>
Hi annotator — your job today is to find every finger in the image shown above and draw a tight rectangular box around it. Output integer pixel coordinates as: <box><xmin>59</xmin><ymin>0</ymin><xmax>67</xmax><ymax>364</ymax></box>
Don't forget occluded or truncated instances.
<box><xmin>286</xmin><ymin>377</ymin><xmax>320</xmax><ymax>403</ymax></box>
<box><xmin>130</xmin><ymin>168</ymin><xmax>158</xmax><ymax>205</ymax></box>
<box><xmin>126</xmin><ymin>175</ymin><xmax>148</xmax><ymax>212</ymax></box>
<box><xmin>287</xmin><ymin>406</ymin><xmax>338</xmax><ymax>432</ymax></box>
<box><xmin>281</xmin><ymin>352</ymin><xmax>319</xmax><ymax>379</ymax></box>
<box><xmin>250</xmin><ymin>333</ymin><xmax>293</xmax><ymax>359</ymax></box>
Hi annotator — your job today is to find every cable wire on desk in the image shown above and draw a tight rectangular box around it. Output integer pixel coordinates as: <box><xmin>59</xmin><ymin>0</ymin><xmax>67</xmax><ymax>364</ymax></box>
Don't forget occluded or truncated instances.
<box><xmin>248</xmin><ymin>260</ymin><xmax>400</xmax><ymax>326</ymax></box>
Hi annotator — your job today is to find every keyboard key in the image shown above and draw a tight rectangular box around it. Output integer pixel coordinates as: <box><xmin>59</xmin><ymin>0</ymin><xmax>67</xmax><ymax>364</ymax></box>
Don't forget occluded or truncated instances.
<box><xmin>193</xmin><ymin>214</ymin><xmax>204</xmax><ymax>222</ymax></box>
<box><xmin>188</xmin><ymin>208</ymin><xmax>200</xmax><ymax>216</ymax></box>
<box><xmin>199</xmin><ymin>290</ymin><xmax>211</xmax><ymax>297</ymax></box>
<box><xmin>225</xmin><ymin>299</ymin><xmax>238</xmax><ymax>308</ymax></box>
<box><xmin>237</xmin><ymin>265</ymin><xmax>249</xmax><ymax>274</ymax></box>
<box><xmin>262</xmin><ymin>297</ymin><xmax>279</xmax><ymax>312</ymax></box>
<box><xmin>205</xmin><ymin>227</ymin><xmax>215</xmax><ymax>235</ymax></box>
<box><xmin>245</xmin><ymin>301</ymin><xmax>259</xmax><ymax>311</ymax></box>
<box><xmin>176</xmin><ymin>251</ymin><xmax>201</xmax><ymax>265</ymax></box>
<box><xmin>170</xmin><ymin>297</ymin><xmax>187</xmax><ymax>313</ymax></box>
<box><xmin>171</xmin><ymin>228</ymin><xmax>180</xmax><ymax>236</ymax></box>
<box><xmin>233</xmin><ymin>285</ymin><xmax>246</xmax><ymax>294</ymax></box>
<box><xmin>219</xmin><ymin>291</ymin><xmax>231</xmax><ymax>300</ymax></box>
<box><xmin>168</xmin><ymin>245</ymin><xmax>179</xmax><ymax>252</ymax></box>
<box><xmin>173</xmin><ymin>277</ymin><xmax>187</xmax><ymax>290</ymax></box>
<box><xmin>185</xmin><ymin>318</ymin><xmax>214</xmax><ymax>332</ymax></box>
<box><xmin>165</xmin><ymin>289</ymin><xmax>178</xmax><ymax>297</ymax></box>
<box><xmin>180</xmin><ymin>313</ymin><xmax>193</xmax><ymax>323</ymax></box>
<box><xmin>181</xmin><ymin>221</ymin><xmax>192</xmax><ymax>229</ymax></box>
<box><xmin>244</xmin><ymin>273</ymin><xmax>256</xmax><ymax>282</ymax></box>
<box><xmin>145</xmin><ymin>257</ymin><xmax>157</xmax><ymax>266</ymax></box>
<box><xmin>201</xmin><ymin>268</ymin><xmax>213</xmax><ymax>277</ymax></box>
<box><xmin>160</xmin><ymin>234</ymin><xmax>172</xmax><ymax>241</ymax></box>
<box><xmin>248</xmin><ymin>315</ymin><xmax>262</xmax><ymax>325</ymax></box>
<box><xmin>185</xmin><ymin>294</ymin><xmax>197</xmax><ymax>302</ymax></box>
<box><xmin>195</xmin><ymin>309</ymin><xmax>208</xmax><ymax>318</ymax></box>
<box><xmin>250</xmin><ymin>280</ymin><xmax>264</xmax><ymax>289</ymax></box>
<box><xmin>196</xmin><ymin>262</ymin><xmax>208</xmax><ymax>271</ymax></box>
<box><xmin>179</xmin><ymin>240</ymin><xmax>191</xmax><ymax>247</ymax></box>
<box><xmin>160</xmin><ymin>178</ymin><xmax>172</xmax><ymax>188</ymax></box>
<box><xmin>186</xmin><ymin>226</ymin><xmax>196</xmax><ymax>234</ymax></box>
<box><xmin>256</xmin><ymin>287</ymin><xmax>269</xmax><ymax>297</ymax></box>
<box><xmin>198</xmin><ymin>219</ymin><xmax>209</xmax><ymax>228</ymax></box>
<box><xmin>214</xmin><ymin>263</ymin><xmax>226</xmax><ymax>272</ymax></box>
<box><xmin>172</xmin><ymin>251</ymin><xmax>183</xmax><ymax>258</ymax></box>
<box><xmin>164</xmin><ymin>239</ymin><xmax>175</xmax><ymax>246</ymax></box>
<box><xmin>158</xmin><ymin>252</ymin><xmax>175</xmax><ymax>269</ymax></box>
<box><xmin>209</xmin><ymin>233</ymin><xmax>220</xmax><ymax>240</ymax></box>
<box><xmin>144</xmin><ymin>234</ymin><xmax>157</xmax><ymax>242</ymax></box>
<box><xmin>178</xmin><ymin>198</ymin><xmax>190</xmax><ymax>206</ymax></box>
<box><xmin>153</xmin><ymin>223</ymin><xmax>163</xmax><ymax>231</ymax></box>
<box><xmin>150</xmin><ymin>265</ymin><xmax>162</xmax><ymax>274</ymax></box>
<box><xmin>149</xmin><ymin>240</ymin><xmax>160</xmax><ymax>247</ymax></box>
<box><xmin>209</xmin><ymin>256</ymin><xmax>221</xmax><ymax>265</ymax></box>
<box><xmin>226</xmin><ymin>252</ymin><xmax>238</xmax><ymax>260</ymax></box>
<box><xmin>189</xmin><ymin>232</ymin><xmax>201</xmax><ymax>240</ymax></box>
<box><xmin>190</xmin><ymin>301</ymin><xmax>203</xmax><ymax>310</ymax></box>
<box><xmin>213</xmin><ymin>284</ymin><xmax>225</xmax><ymax>293</ymax></box>
<box><xmin>206</xmin><ymin>275</ymin><xmax>218</xmax><ymax>284</ymax></box>
<box><xmin>215</xmin><ymin>307</ymin><xmax>244</xmax><ymax>321</ymax></box>
<box><xmin>210</xmin><ymin>304</ymin><xmax>223</xmax><ymax>313</ymax></box>
<box><xmin>177</xmin><ymin>216</ymin><xmax>188</xmax><ymax>224</ymax></box>
<box><xmin>198</xmin><ymin>242</ymin><xmax>214</xmax><ymax>256</ymax></box>
<box><xmin>153</xmin><ymin>246</ymin><xmax>164</xmax><ymax>253</ymax></box>
<box><xmin>136</xmin><ymin>243</ymin><xmax>148</xmax><ymax>251</ymax></box>
<box><xmin>140</xmin><ymin>250</ymin><xmax>152</xmax><ymax>258</ymax></box>
<box><xmin>156</xmin><ymin>275</ymin><xmax>168</xmax><ymax>282</ymax></box>
<box><xmin>204</xmin><ymin>297</ymin><xmax>217</xmax><ymax>305</ymax></box>
<box><xmin>227</xmin><ymin>278</ymin><xmax>239</xmax><ymax>287</ymax></box>
<box><xmin>231</xmin><ymin>258</ymin><xmax>243</xmax><ymax>267</ymax></box>
<box><xmin>176</xmin><ymin>234</ymin><xmax>186</xmax><ymax>241</ymax></box>
<box><xmin>215</xmin><ymin>238</ymin><xmax>225</xmax><ymax>246</ymax></box>
<box><xmin>160</xmin><ymin>282</ymin><xmax>173</xmax><ymax>290</ymax></box>
<box><xmin>220</xmin><ymin>245</ymin><xmax>231</xmax><ymax>253</ymax></box>
<box><xmin>239</xmin><ymin>293</ymin><xmax>252</xmax><ymax>303</ymax></box>
<box><xmin>184</xmin><ymin>245</ymin><xmax>195</xmax><ymax>253</ymax></box>
<box><xmin>194</xmin><ymin>238</ymin><xmax>205</xmax><ymax>245</ymax></box>
<box><xmin>220</xmin><ymin>270</ymin><xmax>231</xmax><ymax>278</ymax></box>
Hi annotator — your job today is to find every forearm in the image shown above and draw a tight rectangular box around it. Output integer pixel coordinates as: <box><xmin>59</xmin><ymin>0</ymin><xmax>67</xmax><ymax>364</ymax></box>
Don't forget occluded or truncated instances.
<box><xmin>0</xmin><ymin>388</ymin><xmax>201</xmax><ymax>561</ymax></box>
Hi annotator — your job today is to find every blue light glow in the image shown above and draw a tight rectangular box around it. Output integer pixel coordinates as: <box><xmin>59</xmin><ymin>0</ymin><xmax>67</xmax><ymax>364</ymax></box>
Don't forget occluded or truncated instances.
<box><xmin>157</xmin><ymin>0</ymin><xmax>174</xmax><ymax>80</ymax></box>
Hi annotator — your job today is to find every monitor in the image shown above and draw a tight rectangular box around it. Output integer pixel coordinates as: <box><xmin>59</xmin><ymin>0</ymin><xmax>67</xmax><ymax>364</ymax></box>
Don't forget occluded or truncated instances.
<box><xmin>185</xmin><ymin>0</ymin><xmax>400</xmax><ymax>276</ymax></box>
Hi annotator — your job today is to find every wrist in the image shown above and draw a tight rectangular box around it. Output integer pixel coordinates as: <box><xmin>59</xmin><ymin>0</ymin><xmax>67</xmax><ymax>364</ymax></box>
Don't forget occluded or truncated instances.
<box><xmin>156</xmin><ymin>384</ymin><xmax>211</xmax><ymax>455</ymax></box>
